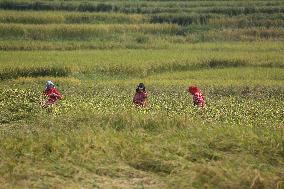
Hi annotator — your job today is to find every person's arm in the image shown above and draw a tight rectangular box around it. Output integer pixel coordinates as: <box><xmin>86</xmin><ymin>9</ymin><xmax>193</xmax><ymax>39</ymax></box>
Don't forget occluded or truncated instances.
<box><xmin>44</xmin><ymin>89</ymin><xmax>52</xmax><ymax>97</ymax></box>
<box><xmin>142</xmin><ymin>91</ymin><xmax>148</xmax><ymax>100</ymax></box>
<box><xmin>51</xmin><ymin>88</ymin><xmax>62</xmax><ymax>99</ymax></box>
<box><xmin>142</xmin><ymin>92</ymin><xmax>148</xmax><ymax>106</ymax></box>
<box><xmin>133</xmin><ymin>93</ymin><xmax>137</xmax><ymax>103</ymax></box>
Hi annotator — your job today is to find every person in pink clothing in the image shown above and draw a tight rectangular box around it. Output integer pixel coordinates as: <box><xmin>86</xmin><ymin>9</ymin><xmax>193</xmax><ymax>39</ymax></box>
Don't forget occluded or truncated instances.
<box><xmin>42</xmin><ymin>81</ymin><xmax>62</xmax><ymax>108</ymax></box>
<box><xmin>188</xmin><ymin>86</ymin><xmax>205</xmax><ymax>108</ymax></box>
<box><xmin>133</xmin><ymin>83</ymin><xmax>148</xmax><ymax>107</ymax></box>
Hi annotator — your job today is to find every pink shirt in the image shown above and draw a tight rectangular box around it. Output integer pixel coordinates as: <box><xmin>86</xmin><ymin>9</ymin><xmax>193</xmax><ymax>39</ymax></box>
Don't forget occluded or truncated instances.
<box><xmin>133</xmin><ymin>91</ymin><xmax>148</xmax><ymax>106</ymax></box>
<box><xmin>193</xmin><ymin>92</ymin><xmax>205</xmax><ymax>107</ymax></box>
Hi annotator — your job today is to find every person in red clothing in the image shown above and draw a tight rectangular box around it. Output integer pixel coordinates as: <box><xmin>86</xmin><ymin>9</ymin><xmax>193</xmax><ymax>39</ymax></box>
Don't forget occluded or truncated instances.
<box><xmin>133</xmin><ymin>83</ymin><xmax>148</xmax><ymax>107</ymax></box>
<box><xmin>42</xmin><ymin>80</ymin><xmax>62</xmax><ymax>108</ymax></box>
<box><xmin>188</xmin><ymin>86</ymin><xmax>205</xmax><ymax>108</ymax></box>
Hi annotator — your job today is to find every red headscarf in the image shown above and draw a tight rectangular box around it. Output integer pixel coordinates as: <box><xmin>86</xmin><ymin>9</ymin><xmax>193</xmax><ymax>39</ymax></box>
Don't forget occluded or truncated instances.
<box><xmin>188</xmin><ymin>86</ymin><xmax>201</xmax><ymax>95</ymax></box>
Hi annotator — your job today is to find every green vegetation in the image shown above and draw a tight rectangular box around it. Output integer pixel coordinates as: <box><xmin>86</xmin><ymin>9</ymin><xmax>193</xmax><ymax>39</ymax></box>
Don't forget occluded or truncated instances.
<box><xmin>0</xmin><ymin>0</ymin><xmax>284</xmax><ymax>188</ymax></box>
<box><xmin>0</xmin><ymin>11</ymin><xmax>147</xmax><ymax>24</ymax></box>
<box><xmin>0</xmin><ymin>0</ymin><xmax>284</xmax><ymax>50</ymax></box>
<box><xmin>1</xmin><ymin>43</ymin><xmax>283</xmax><ymax>79</ymax></box>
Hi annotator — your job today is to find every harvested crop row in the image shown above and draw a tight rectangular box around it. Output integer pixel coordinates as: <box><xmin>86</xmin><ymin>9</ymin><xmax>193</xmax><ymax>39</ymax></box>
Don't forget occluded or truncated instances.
<box><xmin>0</xmin><ymin>23</ymin><xmax>181</xmax><ymax>40</ymax></box>
<box><xmin>0</xmin><ymin>10</ymin><xmax>147</xmax><ymax>24</ymax></box>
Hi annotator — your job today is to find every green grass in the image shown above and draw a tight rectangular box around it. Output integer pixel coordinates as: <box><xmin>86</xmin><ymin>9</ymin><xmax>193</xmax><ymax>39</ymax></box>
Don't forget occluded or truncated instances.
<box><xmin>0</xmin><ymin>45</ymin><xmax>283</xmax><ymax>188</ymax></box>
<box><xmin>0</xmin><ymin>2</ymin><xmax>283</xmax><ymax>50</ymax></box>
<box><xmin>0</xmin><ymin>1</ymin><xmax>284</xmax><ymax>188</ymax></box>
<box><xmin>0</xmin><ymin>70</ymin><xmax>283</xmax><ymax>188</ymax></box>
<box><xmin>0</xmin><ymin>23</ymin><xmax>181</xmax><ymax>40</ymax></box>
<box><xmin>0</xmin><ymin>10</ymin><xmax>147</xmax><ymax>24</ymax></box>
<box><xmin>0</xmin><ymin>0</ymin><xmax>283</xmax><ymax>14</ymax></box>
<box><xmin>0</xmin><ymin>42</ymin><xmax>283</xmax><ymax>79</ymax></box>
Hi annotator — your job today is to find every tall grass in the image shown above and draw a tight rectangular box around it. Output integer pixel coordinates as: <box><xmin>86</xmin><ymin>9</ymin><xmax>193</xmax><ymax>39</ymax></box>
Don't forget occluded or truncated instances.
<box><xmin>0</xmin><ymin>0</ymin><xmax>283</xmax><ymax>15</ymax></box>
<box><xmin>209</xmin><ymin>16</ymin><xmax>284</xmax><ymax>28</ymax></box>
<box><xmin>0</xmin><ymin>24</ymin><xmax>283</xmax><ymax>46</ymax></box>
<box><xmin>0</xmin><ymin>42</ymin><xmax>283</xmax><ymax>79</ymax></box>
<box><xmin>0</xmin><ymin>37</ymin><xmax>171</xmax><ymax>51</ymax></box>
<box><xmin>0</xmin><ymin>1</ymin><xmax>117</xmax><ymax>12</ymax></box>
<box><xmin>4</xmin><ymin>11</ymin><xmax>282</xmax><ymax>28</ymax></box>
<box><xmin>0</xmin><ymin>1</ymin><xmax>284</xmax><ymax>188</ymax></box>
<box><xmin>0</xmin><ymin>66</ymin><xmax>71</xmax><ymax>80</ymax></box>
<box><xmin>187</xmin><ymin>27</ymin><xmax>284</xmax><ymax>42</ymax></box>
<box><xmin>1</xmin><ymin>109</ymin><xmax>282</xmax><ymax>188</ymax></box>
<box><xmin>202</xmin><ymin>6</ymin><xmax>284</xmax><ymax>16</ymax></box>
<box><xmin>0</xmin><ymin>75</ymin><xmax>283</xmax><ymax>187</ymax></box>
<box><xmin>150</xmin><ymin>13</ymin><xmax>212</xmax><ymax>25</ymax></box>
<box><xmin>0</xmin><ymin>23</ymin><xmax>181</xmax><ymax>40</ymax></box>
<box><xmin>0</xmin><ymin>10</ymin><xmax>147</xmax><ymax>24</ymax></box>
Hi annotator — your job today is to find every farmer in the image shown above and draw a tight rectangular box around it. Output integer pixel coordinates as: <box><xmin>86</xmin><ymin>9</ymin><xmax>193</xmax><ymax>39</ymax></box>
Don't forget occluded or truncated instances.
<box><xmin>133</xmin><ymin>83</ymin><xmax>148</xmax><ymax>107</ymax></box>
<box><xmin>42</xmin><ymin>80</ymin><xmax>62</xmax><ymax>108</ymax></box>
<box><xmin>188</xmin><ymin>86</ymin><xmax>205</xmax><ymax>108</ymax></box>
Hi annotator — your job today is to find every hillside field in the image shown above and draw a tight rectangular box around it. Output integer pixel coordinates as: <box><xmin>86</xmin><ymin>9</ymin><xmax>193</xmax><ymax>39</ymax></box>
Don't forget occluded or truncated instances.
<box><xmin>0</xmin><ymin>1</ymin><xmax>284</xmax><ymax>189</ymax></box>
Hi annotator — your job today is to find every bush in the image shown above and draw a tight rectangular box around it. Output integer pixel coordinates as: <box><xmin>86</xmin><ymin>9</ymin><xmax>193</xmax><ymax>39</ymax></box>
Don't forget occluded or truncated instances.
<box><xmin>0</xmin><ymin>66</ymin><xmax>71</xmax><ymax>80</ymax></box>
<box><xmin>150</xmin><ymin>14</ymin><xmax>213</xmax><ymax>26</ymax></box>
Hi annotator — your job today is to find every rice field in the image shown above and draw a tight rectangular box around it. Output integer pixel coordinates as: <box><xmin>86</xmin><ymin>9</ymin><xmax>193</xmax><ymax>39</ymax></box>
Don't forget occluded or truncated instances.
<box><xmin>0</xmin><ymin>1</ymin><xmax>284</xmax><ymax>189</ymax></box>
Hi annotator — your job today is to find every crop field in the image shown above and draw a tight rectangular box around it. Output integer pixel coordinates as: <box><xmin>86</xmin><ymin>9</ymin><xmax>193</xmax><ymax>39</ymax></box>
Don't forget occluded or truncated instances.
<box><xmin>0</xmin><ymin>0</ymin><xmax>284</xmax><ymax>189</ymax></box>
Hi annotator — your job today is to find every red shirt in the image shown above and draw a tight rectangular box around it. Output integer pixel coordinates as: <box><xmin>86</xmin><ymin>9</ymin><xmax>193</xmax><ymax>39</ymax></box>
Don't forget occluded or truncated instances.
<box><xmin>44</xmin><ymin>87</ymin><xmax>62</xmax><ymax>103</ymax></box>
<box><xmin>133</xmin><ymin>91</ymin><xmax>148</xmax><ymax>106</ymax></box>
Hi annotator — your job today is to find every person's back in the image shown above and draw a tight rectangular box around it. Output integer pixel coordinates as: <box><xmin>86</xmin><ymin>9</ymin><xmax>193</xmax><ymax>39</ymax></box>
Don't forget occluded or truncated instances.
<box><xmin>44</xmin><ymin>87</ymin><xmax>61</xmax><ymax>103</ymax></box>
<box><xmin>133</xmin><ymin>83</ymin><xmax>148</xmax><ymax>107</ymax></box>
<box><xmin>43</xmin><ymin>81</ymin><xmax>62</xmax><ymax>107</ymax></box>
<box><xmin>188</xmin><ymin>86</ymin><xmax>205</xmax><ymax>108</ymax></box>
